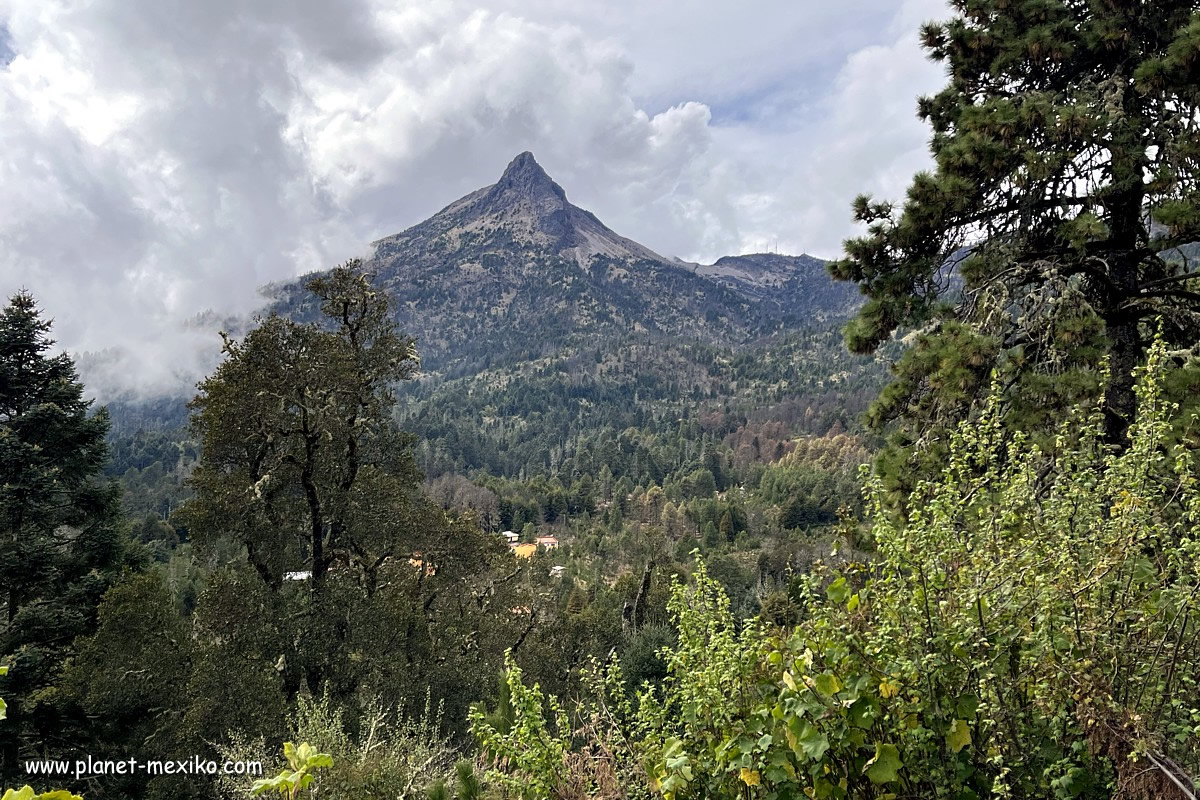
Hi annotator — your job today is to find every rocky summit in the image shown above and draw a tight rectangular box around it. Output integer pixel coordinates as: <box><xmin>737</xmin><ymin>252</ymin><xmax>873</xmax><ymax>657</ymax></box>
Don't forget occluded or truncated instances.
<box><xmin>373</xmin><ymin>151</ymin><xmax>668</xmax><ymax>268</ymax></box>
<box><xmin>269</xmin><ymin>152</ymin><xmax>860</xmax><ymax>376</ymax></box>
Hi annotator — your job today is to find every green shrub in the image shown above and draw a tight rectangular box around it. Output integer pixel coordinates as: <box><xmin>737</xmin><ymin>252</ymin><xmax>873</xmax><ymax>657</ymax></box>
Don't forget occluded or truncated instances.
<box><xmin>1</xmin><ymin>667</ymin><xmax>83</xmax><ymax>800</ymax></box>
<box><xmin>222</xmin><ymin>691</ymin><xmax>456</xmax><ymax>800</ymax></box>
<box><xmin>477</xmin><ymin>339</ymin><xmax>1200</xmax><ymax>799</ymax></box>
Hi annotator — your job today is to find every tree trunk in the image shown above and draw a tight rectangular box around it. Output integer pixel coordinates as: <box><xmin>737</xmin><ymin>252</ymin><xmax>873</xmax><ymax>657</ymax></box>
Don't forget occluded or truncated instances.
<box><xmin>1102</xmin><ymin>81</ymin><xmax>1149</xmax><ymax>447</ymax></box>
<box><xmin>1105</xmin><ymin>314</ymin><xmax>1139</xmax><ymax>447</ymax></box>
<box><xmin>631</xmin><ymin>561</ymin><xmax>655</xmax><ymax>631</ymax></box>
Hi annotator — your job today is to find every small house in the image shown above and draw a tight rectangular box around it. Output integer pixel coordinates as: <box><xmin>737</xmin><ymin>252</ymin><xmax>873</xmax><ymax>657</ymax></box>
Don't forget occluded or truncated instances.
<box><xmin>535</xmin><ymin>535</ymin><xmax>560</xmax><ymax>550</ymax></box>
<box><xmin>408</xmin><ymin>553</ymin><xmax>437</xmax><ymax>577</ymax></box>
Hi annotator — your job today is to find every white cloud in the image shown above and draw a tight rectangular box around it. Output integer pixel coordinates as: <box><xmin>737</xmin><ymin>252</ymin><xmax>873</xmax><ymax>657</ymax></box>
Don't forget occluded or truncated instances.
<box><xmin>0</xmin><ymin>0</ymin><xmax>952</xmax><ymax>397</ymax></box>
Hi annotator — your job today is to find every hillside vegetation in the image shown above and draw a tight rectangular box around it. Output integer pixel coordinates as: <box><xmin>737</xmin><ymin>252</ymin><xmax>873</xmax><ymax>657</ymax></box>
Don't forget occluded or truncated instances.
<box><xmin>4</xmin><ymin>1</ymin><xmax>1200</xmax><ymax>798</ymax></box>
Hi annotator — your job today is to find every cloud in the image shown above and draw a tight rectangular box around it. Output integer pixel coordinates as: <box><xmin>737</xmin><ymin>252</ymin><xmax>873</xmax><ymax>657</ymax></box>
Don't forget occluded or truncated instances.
<box><xmin>721</xmin><ymin>0</ymin><xmax>950</xmax><ymax>258</ymax></box>
<box><xmin>0</xmin><ymin>0</ymin><xmax>951</xmax><ymax>397</ymax></box>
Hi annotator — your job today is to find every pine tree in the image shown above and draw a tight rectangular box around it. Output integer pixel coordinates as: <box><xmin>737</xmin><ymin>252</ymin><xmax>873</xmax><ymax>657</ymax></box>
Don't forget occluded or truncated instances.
<box><xmin>0</xmin><ymin>292</ymin><xmax>126</xmax><ymax>777</ymax></box>
<box><xmin>831</xmin><ymin>1</ymin><xmax>1200</xmax><ymax>488</ymax></box>
<box><xmin>718</xmin><ymin>511</ymin><xmax>734</xmax><ymax>542</ymax></box>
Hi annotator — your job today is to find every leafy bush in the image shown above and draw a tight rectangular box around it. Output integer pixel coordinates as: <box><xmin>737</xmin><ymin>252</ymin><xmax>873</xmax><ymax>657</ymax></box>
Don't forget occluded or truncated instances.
<box><xmin>0</xmin><ymin>789</ymin><xmax>82</xmax><ymax>800</ymax></box>
<box><xmin>221</xmin><ymin>691</ymin><xmax>457</xmax><ymax>800</ymax></box>
<box><xmin>477</xmin><ymin>340</ymin><xmax>1200</xmax><ymax>799</ymax></box>
<box><xmin>470</xmin><ymin>656</ymin><xmax>571</xmax><ymax>799</ymax></box>
<box><xmin>251</xmin><ymin>742</ymin><xmax>333</xmax><ymax>799</ymax></box>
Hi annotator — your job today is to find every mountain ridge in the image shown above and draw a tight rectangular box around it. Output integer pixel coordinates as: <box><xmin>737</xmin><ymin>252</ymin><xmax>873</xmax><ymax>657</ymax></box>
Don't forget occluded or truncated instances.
<box><xmin>266</xmin><ymin>151</ymin><xmax>861</xmax><ymax>377</ymax></box>
<box><xmin>371</xmin><ymin>151</ymin><xmax>669</xmax><ymax>268</ymax></box>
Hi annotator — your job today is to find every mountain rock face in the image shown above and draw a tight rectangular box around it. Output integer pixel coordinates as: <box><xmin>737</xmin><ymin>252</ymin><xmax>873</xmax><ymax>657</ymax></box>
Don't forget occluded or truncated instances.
<box><xmin>372</xmin><ymin>152</ymin><xmax>669</xmax><ymax>270</ymax></box>
<box><xmin>690</xmin><ymin>253</ymin><xmax>861</xmax><ymax>318</ymax></box>
<box><xmin>270</xmin><ymin>152</ymin><xmax>860</xmax><ymax>376</ymax></box>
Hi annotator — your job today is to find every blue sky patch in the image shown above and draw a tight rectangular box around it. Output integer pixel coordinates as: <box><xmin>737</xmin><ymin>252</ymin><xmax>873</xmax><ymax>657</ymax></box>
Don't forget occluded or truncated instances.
<box><xmin>0</xmin><ymin>23</ymin><xmax>14</xmax><ymax>66</ymax></box>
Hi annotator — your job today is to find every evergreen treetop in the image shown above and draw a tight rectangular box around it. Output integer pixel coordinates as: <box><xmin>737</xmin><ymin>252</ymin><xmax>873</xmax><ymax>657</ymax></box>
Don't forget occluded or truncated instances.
<box><xmin>832</xmin><ymin>1</ymin><xmax>1200</xmax><ymax>486</ymax></box>
<box><xmin>0</xmin><ymin>292</ymin><xmax>125</xmax><ymax>780</ymax></box>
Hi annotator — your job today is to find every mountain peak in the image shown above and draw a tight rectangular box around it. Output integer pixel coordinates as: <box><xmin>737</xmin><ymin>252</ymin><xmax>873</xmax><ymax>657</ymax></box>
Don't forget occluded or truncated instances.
<box><xmin>502</xmin><ymin>151</ymin><xmax>545</xmax><ymax>178</ymax></box>
<box><xmin>290</xmin><ymin>155</ymin><xmax>861</xmax><ymax>375</ymax></box>
<box><xmin>485</xmin><ymin>151</ymin><xmax>567</xmax><ymax>211</ymax></box>
<box><xmin>371</xmin><ymin>150</ymin><xmax>668</xmax><ymax>270</ymax></box>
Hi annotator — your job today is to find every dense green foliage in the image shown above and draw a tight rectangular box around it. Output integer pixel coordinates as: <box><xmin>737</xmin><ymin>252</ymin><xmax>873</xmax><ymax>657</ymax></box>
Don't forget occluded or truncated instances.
<box><xmin>6</xmin><ymin>6</ymin><xmax>1200</xmax><ymax>796</ymax></box>
<box><xmin>0</xmin><ymin>293</ymin><xmax>129</xmax><ymax>784</ymax></box>
<box><xmin>66</xmin><ymin>264</ymin><xmax>830</xmax><ymax>798</ymax></box>
<box><xmin>5</xmin><ymin>269</ymin><xmax>1200</xmax><ymax>799</ymax></box>
<box><xmin>474</xmin><ymin>340</ymin><xmax>1200</xmax><ymax>799</ymax></box>
<box><xmin>250</xmin><ymin>742</ymin><xmax>332</xmax><ymax>799</ymax></box>
<box><xmin>832</xmin><ymin>0</ymin><xmax>1200</xmax><ymax>489</ymax></box>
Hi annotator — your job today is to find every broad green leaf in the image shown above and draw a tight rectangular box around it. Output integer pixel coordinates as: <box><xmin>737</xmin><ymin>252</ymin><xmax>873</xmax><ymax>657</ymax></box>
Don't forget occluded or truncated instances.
<box><xmin>2</xmin><ymin>790</ymin><xmax>82</xmax><ymax>800</ymax></box>
<box><xmin>811</xmin><ymin>778</ymin><xmax>834</xmax><ymax>799</ymax></box>
<box><xmin>251</xmin><ymin>774</ymin><xmax>290</xmax><ymax>795</ymax></box>
<box><xmin>764</xmin><ymin>764</ymin><xmax>793</xmax><ymax>783</ymax></box>
<box><xmin>848</xmin><ymin>696</ymin><xmax>878</xmax><ymax>729</ymax></box>
<box><xmin>305</xmin><ymin>753</ymin><xmax>334</xmax><ymax>769</ymax></box>
<box><xmin>1132</xmin><ymin>555</ymin><xmax>1155</xmax><ymax>584</ymax></box>
<box><xmin>865</xmin><ymin>743</ymin><xmax>902</xmax><ymax>784</ymax></box>
<box><xmin>282</xmin><ymin>741</ymin><xmax>298</xmax><ymax>770</ymax></box>
<box><xmin>826</xmin><ymin>576</ymin><xmax>850</xmax><ymax>604</ymax></box>
<box><xmin>947</xmin><ymin>719</ymin><xmax>971</xmax><ymax>753</ymax></box>
<box><xmin>813</xmin><ymin>672</ymin><xmax>841</xmax><ymax>696</ymax></box>
<box><xmin>794</xmin><ymin>721</ymin><xmax>830</xmax><ymax>760</ymax></box>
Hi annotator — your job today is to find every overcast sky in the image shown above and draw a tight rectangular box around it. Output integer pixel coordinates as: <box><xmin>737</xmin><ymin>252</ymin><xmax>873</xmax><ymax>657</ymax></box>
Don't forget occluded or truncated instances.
<box><xmin>0</xmin><ymin>0</ymin><xmax>950</xmax><ymax>397</ymax></box>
